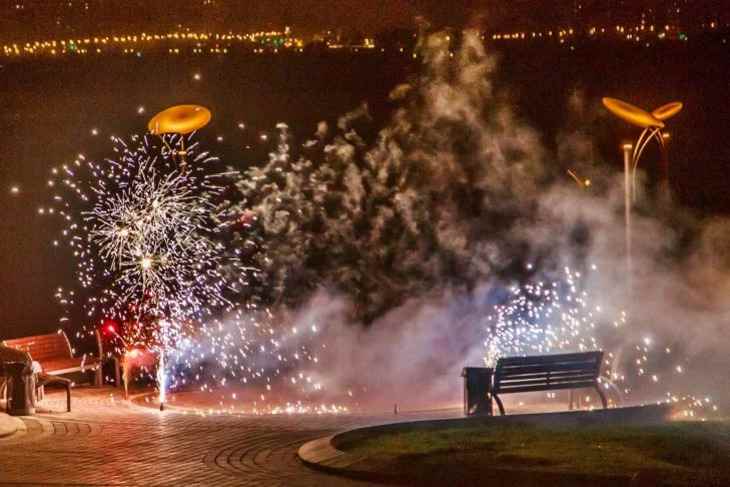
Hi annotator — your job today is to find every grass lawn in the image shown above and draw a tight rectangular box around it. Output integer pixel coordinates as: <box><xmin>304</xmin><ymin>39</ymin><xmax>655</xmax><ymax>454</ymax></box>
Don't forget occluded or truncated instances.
<box><xmin>335</xmin><ymin>420</ymin><xmax>730</xmax><ymax>486</ymax></box>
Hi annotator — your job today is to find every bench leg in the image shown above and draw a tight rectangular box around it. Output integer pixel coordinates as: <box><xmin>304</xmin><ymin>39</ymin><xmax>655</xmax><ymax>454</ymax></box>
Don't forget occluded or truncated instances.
<box><xmin>595</xmin><ymin>385</ymin><xmax>608</xmax><ymax>409</ymax></box>
<box><xmin>113</xmin><ymin>357</ymin><xmax>121</xmax><ymax>389</ymax></box>
<box><xmin>494</xmin><ymin>394</ymin><xmax>506</xmax><ymax>416</ymax></box>
<box><xmin>95</xmin><ymin>367</ymin><xmax>102</xmax><ymax>387</ymax></box>
<box><xmin>65</xmin><ymin>384</ymin><xmax>71</xmax><ymax>412</ymax></box>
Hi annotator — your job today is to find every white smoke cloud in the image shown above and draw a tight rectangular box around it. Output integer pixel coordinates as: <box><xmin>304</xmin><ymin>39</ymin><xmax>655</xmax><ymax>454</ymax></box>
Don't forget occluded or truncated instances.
<box><xmin>198</xmin><ymin>30</ymin><xmax>730</xmax><ymax>415</ymax></box>
<box><xmin>285</xmin><ymin>32</ymin><xmax>730</xmax><ymax>411</ymax></box>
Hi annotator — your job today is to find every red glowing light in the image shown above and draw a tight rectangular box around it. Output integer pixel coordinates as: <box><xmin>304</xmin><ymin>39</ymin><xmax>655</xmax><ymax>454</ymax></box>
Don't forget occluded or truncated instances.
<box><xmin>102</xmin><ymin>319</ymin><xmax>118</xmax><ymax>335</ymax></box>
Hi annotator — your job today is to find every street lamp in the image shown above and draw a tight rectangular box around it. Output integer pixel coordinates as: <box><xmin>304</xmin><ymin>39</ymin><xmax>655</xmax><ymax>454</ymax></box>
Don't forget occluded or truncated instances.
<box><xmin>146</xmin><ymin>105</ymin><xmax>212</xmax><ymax>411</ymax></box>
<box><xmin>148</xmin><ymin>104</ymin><xmax>212</xmax><ymax>166</ymax></box>
<box><xmin>602</xmin><ymin>97</ymin><xmax>683</xmax><ymax>273</ymax></box>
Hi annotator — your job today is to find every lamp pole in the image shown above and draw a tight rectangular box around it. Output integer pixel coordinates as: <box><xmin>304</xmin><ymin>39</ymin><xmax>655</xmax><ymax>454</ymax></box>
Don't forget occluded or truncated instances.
<box><xmin>623</xmin><ymin>143</ymin><xmax>633</xmax><ymax>279</ymax></box>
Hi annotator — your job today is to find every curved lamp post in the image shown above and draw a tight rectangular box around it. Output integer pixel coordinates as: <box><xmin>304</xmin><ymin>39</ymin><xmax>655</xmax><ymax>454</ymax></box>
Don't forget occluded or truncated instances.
<box><xmin>603</xmin><ymin>98</ymin><xmax>682</xmax><ymax>199</ymax></box>
<box><xmin>145</xmin><ymin>105</ymin><xmax>212</xmax><ymax>411</ymax></box>
<box><xmin>602</xmin><ymin>97</ymin><xmax>682</xmax><ymax>274</ymax></box>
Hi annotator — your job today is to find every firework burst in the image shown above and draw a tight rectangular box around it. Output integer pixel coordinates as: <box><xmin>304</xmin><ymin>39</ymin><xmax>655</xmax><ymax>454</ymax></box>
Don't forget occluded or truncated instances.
<box><xmin>483</xmin><ymin>265</ymin><xmax>717</xmax><ymax>417</ymax></box>
<box><xmin>483</xmin><ymin>266</ymin><xmax>607</xmax><ymax>367</ymax></box>
<box><xmin>85</xmin><ymin>136</ymin><xmax>243</xmax><ymax>320</ymax></box>
<box><xmin>48</xmin><ymin>132</ymin><xmax>255</xmax><ymax>398</ymax></box>
<box><xmin>43</xmin><ymin>129</ymin><xmax>351</xmax><ymax>414</ymax></box>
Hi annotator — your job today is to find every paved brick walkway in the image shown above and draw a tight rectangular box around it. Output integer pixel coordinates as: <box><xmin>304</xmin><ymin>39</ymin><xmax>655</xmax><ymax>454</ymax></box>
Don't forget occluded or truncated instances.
<box><xmin>0</xmin><ymin>387</ymin><xmax>458</xmax><ymax>486</ymax></box>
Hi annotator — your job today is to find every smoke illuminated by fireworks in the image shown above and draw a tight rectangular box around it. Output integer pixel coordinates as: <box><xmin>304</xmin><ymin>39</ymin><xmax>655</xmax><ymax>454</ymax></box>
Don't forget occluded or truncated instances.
<box><xmin>33</xmin><ymin>30</ymin><xmax>724</xmax><ymax>417</ymax></box>
<box><xmin>45</xmin><ymin>132</ymin><xmax>348</xmax><ymax>413</ymax></box>
<box><xmin>41</xmin><ymin>130</ymin><xmax>720</xmax><ymax>418</ymax></box>
<box><xmin>42</xmin><ymin>130</ymin><xmax>718</xmax><ymax>417</ymax></box>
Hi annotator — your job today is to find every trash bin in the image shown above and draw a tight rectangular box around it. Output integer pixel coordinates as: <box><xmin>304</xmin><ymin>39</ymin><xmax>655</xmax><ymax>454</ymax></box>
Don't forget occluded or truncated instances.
<box><xmin>4</xmin><ymin>362</ymin><xmax>36</xmax><ymax>416</ymax></box>
<box><xmin>461</xmin><ymin>367</ymin><xmax>493</xmax><ymax>416</ymax></box>
<box><xmin>1</xmin><ymin>346</ymin><xmax>36</xmax><ymax>416</ymax></box>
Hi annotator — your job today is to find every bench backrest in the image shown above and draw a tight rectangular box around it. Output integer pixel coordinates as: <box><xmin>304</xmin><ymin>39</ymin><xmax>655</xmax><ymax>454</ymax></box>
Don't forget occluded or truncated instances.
<box><xmin>494</xmin><ymin>351</ymin><xmax>603</xmax><ymax>394</ymax></box>
<box><xmin>2</xmin><ymin>331</ymin><xmax>73</xmax><ymax>362</ymax></box>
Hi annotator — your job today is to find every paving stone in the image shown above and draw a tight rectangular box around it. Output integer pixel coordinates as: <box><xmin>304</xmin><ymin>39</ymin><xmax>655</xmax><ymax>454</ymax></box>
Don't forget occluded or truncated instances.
<box><xmin>0</xmin><ymin>387</ymin><xmax>456</xmax><ymax>486</ymax></box>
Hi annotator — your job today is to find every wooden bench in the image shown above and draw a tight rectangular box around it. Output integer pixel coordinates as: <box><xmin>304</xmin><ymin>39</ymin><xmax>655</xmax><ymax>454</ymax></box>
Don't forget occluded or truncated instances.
<box><xmin>492</xmin><ymin>351</ymin><xmax>607</xmax><ymax>415</ymax></box>
<box><xmin>2</xmin><ymin>330</ymin><xmax>102</xmax><ymax>387</ymax></box>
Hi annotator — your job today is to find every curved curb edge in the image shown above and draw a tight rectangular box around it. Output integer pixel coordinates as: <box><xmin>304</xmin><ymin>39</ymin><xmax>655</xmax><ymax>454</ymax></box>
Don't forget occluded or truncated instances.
<box><xmin>297</xmin><ymin>434</ymin><xmax>347</xmax><ymax>468</ymax></box>
<box><xmin>0</xmin><ymin>414</ymin><xmax>26</xmax><ymax>439</ymax></box>
<box><xmin>298</xmin><ymin>434</ymin><xmax>387</xmax><ymax>483</ymax></box>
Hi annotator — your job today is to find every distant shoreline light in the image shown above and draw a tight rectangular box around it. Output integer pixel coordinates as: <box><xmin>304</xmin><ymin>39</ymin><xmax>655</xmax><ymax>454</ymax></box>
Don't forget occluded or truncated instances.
<box><xmin>1</xmin><ymin>29</ymin><xmax>305</xmax><ymax>58</ymax></box>
<box><xmin>2</xmin><ymin>20</ymin><xmax>725</xmax><ymax>60</ymax></box>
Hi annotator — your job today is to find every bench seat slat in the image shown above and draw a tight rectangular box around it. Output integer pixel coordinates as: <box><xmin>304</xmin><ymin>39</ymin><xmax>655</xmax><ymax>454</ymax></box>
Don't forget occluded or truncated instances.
<box><xmin>496</xmin><ymin>381</ymin><xmax>599</xmax><ymax>394</ymax></box>
<box><xmin>496</xmin><ymin>378</ymin><xmax>598</xmax><ymax>392</ymax></box>
<box><xmin>498</xmin><ymin>369</ymin><xmax>596</xmax><ymax>382</ymax></box>
<box><xmin>497</xmin><ymin>374</ymin><xmax>596</xmax><ymax>389</ymax></box>
<box><xmin>496</xmin><ymin>374</ymin><xmax>598</xmax><ymax>387</ymax></box>
<box><xmin>497</xmin><ymin>351</ymin><xmax>602</xmax><ymax>366</ymax></box>
<box><xmin>46</xmin><ymin>366</ymin><xmax>95</xmax><ymax>375</ymax></box>
<box><xmin>497</xmin><ymin>373</ymin><xmax>599</xmax><ymax>383</ymax></box>
<box><xmin>497</xmin><ymin>361</ymin><xmax>600</xmax><ymax>375</ymax></box>
<box><xmin>41</xmin><ymin>357</ymin><xmax>100</xmax><ymax>374</ymax></box>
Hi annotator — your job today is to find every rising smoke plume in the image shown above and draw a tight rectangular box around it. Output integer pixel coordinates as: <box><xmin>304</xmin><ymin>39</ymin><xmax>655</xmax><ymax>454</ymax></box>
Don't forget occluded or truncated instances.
<box><xmin>219</xmin><ymin>31</ymin><xmax>730</xmax><ymax>412</ymax></box>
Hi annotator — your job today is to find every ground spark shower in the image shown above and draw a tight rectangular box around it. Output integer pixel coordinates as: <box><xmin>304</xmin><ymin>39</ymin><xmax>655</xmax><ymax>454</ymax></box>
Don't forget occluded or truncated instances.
<box><xmin>46</xmin><ymin>131</ymin><xmax>253</xmax><ymax>403</ymax></box>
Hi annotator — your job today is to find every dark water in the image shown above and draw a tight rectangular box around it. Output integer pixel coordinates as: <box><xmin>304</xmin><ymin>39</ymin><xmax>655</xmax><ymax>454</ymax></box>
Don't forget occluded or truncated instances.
<box><xmin>1</xmin><ymin>41</ymin><xmax>728</xmax><ymax>338</ymax></box>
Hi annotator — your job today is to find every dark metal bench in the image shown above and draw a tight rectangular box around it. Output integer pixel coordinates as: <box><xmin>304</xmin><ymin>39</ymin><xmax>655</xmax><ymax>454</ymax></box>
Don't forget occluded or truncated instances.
<box><xmin>493</xmin><ymin>351</ymin><xmax>607</xmax><ymax>415</ymax></box>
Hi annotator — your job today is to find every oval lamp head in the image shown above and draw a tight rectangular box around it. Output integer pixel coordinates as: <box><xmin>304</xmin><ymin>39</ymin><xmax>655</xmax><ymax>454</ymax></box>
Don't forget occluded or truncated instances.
<box><xmin>651</xmin><ymin>101</ymin><xmax>683</xmax><ymax>121</ymax></box>
<box><xmin>148</xmin><ymin>105</ymin><xmax>212</xmax><ymax>135</ymax></box>
<box><xmin>602</xmin><ymin>97</ymin><xmax>665</xmax><ymax>129</ymax></box>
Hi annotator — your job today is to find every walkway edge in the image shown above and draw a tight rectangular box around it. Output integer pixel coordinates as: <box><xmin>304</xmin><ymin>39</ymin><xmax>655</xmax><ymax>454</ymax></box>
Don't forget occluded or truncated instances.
<box><xmin>297</xmin><ymin>435</ymin><xmax>343</xmax><ymax>467</ymax></box>
<box><xmin>0</xmin><ymin>413</ymin><xmax>25</xmax><ymax>438</ymax></box>
<box><xmin>298</xmin><ymin>434</ymin><xmax>370</xmax><ymax>470</ymax></box>
<box><xmin>297</xmin><ymin>433</ymin><xmax>378</xmax><ymax>482</ymax></box>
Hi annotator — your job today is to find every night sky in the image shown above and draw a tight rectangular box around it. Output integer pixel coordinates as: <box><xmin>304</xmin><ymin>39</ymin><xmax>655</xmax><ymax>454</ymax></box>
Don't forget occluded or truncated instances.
<box><xmin>1</xmin><ymin>0</ymin><xmax>729</xmax><ymax>338</ymax></box>
<box><xmin>3</xmin><ymin>1</ymin><xmax>723</xmax><ymax>42</ymax></box>
<box><xmin>1</xmin><ymin>0</ymin><xmax>489</xmax><ymax>41</ymax></box>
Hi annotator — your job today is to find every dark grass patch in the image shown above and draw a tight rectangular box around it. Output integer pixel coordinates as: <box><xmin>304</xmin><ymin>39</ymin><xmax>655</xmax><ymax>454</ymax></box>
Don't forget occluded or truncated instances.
<box><xmin>336</xmin><ymin>420</ymin><xmax>730</xmax><ymax>486</ymax></box>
